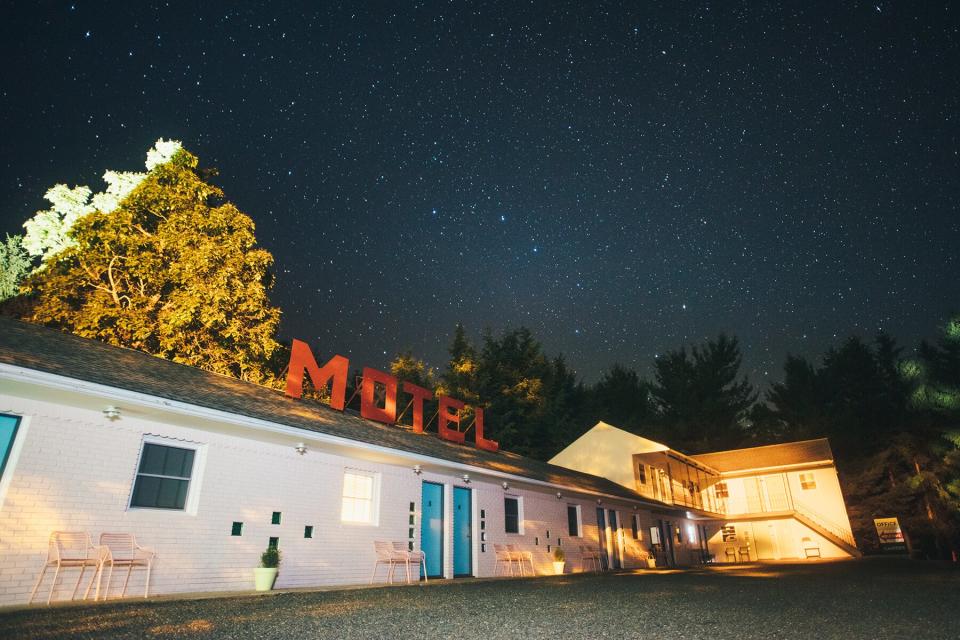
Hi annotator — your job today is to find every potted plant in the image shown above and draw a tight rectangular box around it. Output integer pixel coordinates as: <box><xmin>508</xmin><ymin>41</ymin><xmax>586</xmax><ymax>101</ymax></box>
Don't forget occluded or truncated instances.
<box><xmin>254</xmin><ymin>546</ymin><xmax>281</xmax><ymax>591</ymax></box>
<box><xmin>552</xmin><ymin>547</ymin><xmax>565</xmax><ymax>575</ymax></box>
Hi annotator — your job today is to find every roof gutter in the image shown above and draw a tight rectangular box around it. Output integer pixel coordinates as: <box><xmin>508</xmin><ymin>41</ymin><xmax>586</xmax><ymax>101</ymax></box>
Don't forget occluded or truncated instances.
<box><xmin>0</xmin><ymin>363</ymin><xmax>667</xmax><ymax>509</ymax></box>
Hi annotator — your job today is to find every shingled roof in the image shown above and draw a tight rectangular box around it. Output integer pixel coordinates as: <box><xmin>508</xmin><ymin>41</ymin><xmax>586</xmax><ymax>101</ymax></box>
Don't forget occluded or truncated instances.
<box><xmin>690</xmin><ymin>438</ymin><xmax>834</xmax><ymax>473</ymax></box>
<box><xmin>0</xmin><ymin>317</ymin><xmax>650</xmax><ymax>503</ymax></box>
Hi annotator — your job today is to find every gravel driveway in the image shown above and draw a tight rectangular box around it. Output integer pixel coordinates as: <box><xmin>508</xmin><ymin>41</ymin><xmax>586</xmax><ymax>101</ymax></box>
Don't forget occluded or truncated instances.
<box><xmin>1</xmin><ymin>558</ymin><xmax>957</xmax><ymax>639</ymax></box>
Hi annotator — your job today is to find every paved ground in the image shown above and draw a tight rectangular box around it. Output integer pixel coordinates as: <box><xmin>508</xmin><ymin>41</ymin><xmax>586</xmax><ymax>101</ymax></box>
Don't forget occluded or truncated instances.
<box><xmin>1</xmin><ymin>558</ymin><xmax>957</xmax><ymax>639</ymax></box>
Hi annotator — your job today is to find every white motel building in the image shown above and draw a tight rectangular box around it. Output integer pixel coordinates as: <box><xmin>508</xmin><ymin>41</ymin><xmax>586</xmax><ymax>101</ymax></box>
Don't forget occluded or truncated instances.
<box><xmin>0</xmin><ymin>318</ymin><xmax>859</xmax><ymax>606</ymax></box>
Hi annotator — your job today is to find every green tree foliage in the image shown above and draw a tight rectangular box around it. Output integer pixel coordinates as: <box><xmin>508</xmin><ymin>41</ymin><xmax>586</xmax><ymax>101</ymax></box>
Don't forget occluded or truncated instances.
<box><xmin>15</xmin><ymin>146</ymin><xmax>281</xmax><ymax>384</ymax></box>
<box><xmin>651</xmin><ymin>334</ymin><xmax>756</xmax><ymax>452</ymax></box>
<box><xmin>0</xmin><ymin>234</ymin><xmax>31</xmax><ymax>302</ymax></box>
<box><xmin>587</xmin><ymin>364</ymin><xmax>656</xmax><ymax>436</ymax></box>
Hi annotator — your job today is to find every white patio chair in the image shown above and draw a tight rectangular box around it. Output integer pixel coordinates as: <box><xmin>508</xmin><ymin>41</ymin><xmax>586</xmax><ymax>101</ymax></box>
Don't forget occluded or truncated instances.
<box><xmin>96</xmin><ymin>533</ymin><xmax>156</xmax><ymax>599</ymax></box>
<box><xmin>579</xmin><ymin>545</ymin><xmax>601</xmax><ymax>572</ymax></box>
<box><xmin>371</xmin><ymin>541</ymin><xmax>404</xmax><ymax>584</ymax></box>
<box><xmin>802</xmin><ymin>537</ymin><xmax>821</xmax><ymax>559</ymax></box>
<box><xmin>493</xmin><ymin>544</ymin><xmax>517</xmax><ymax>576</ymax></box>
<box><xmin>391</xmin><ymin>542</ymin><xmax>428</xmax><ymax>584</ymax></box>
<box><xmin>29</xmin><ymin>531</ymin><xmax>103</xmax><ymax>605</ymax></box>
<box><xmin>506</xmin><ymin>544</ymin><xmax>535</xmax><ymax>576</ymax></box>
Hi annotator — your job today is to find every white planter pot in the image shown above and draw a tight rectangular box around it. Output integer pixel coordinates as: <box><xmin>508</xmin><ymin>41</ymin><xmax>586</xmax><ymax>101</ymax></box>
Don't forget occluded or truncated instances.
<box><xmin>552</xmin><ymin>561</ymin><xmax>565</xmax><ymax>575</ymax></box>
<box><xmin>645</xmin><ymin>558</ymin><xmax>657</xmax><ymax>568</ymax></box>
<box><xmin>254</xmin><ymin>567</ymin><xmax>279</xmax><ymax>591</ymax></box>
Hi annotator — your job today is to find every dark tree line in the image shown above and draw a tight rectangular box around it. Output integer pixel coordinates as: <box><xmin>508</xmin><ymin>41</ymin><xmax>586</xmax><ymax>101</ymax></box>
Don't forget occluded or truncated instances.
<box><xmin>386</xmin><ymin>315</ymin><xmax>960</xmax><ymax>560</ymax></box>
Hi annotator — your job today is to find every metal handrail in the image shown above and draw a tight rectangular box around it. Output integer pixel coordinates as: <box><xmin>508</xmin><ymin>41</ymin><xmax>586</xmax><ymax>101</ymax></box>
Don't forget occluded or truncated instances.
<box><xmin>793</xmin><ymin>501</ymin><xmax>856</xmax><ymax>548</ymax></box>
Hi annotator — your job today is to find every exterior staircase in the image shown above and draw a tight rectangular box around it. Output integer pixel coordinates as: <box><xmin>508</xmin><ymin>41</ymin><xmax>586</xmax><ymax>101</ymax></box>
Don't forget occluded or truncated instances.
<box><xmin>792</xmin><ymin>502</ymin><xmax>862</xmax><ymax>558</ymax></box>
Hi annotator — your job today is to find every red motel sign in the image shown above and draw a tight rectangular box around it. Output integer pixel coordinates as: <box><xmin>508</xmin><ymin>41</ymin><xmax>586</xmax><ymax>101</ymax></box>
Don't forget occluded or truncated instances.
<box><xmin>284</xmin><ymin>339</ymin><xmax>499</xmax><ymax>452</ymax></box>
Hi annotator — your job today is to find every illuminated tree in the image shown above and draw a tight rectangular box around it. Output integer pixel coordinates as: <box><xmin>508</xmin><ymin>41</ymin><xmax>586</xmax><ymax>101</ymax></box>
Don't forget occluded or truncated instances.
<box><xmin>18</xmin><ymin>145</ymin><xmax>281</xmax><ymax>384</ymax></box>
<box><xmin>0</xmin><ymin>234</ymin><xmax>31</xmax><ymax>302</ymax></box>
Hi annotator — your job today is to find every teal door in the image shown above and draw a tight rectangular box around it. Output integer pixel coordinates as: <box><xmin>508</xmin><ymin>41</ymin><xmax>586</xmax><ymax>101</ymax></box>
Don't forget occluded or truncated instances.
<box><xmin>421</xmin><ymin>482</ymin><xmax>444</xmax><ymax>578</ymax></box>
<box><xmin>453</xmin><ymin>487</ymin><xmax>472</xmax><ymax>576</ymax></box>
<box><xmin>0</xmin><ymin>415</ymin><xmax>20</xmax><ymax>479</ymax></box>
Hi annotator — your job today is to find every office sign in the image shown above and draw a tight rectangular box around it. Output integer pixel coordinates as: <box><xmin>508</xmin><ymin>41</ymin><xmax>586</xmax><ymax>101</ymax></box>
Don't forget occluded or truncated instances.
<box><xmin>873</xmin><ymin>517</ymin><xmax>906</xmax><ymax>552</ymax></box>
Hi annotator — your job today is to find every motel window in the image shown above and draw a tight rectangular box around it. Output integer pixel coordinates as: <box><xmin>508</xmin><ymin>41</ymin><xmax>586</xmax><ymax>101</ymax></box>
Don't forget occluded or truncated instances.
<box><xmin>715</xmin><ymin>482</ymin><xmax>729</xmax><ymax>498</ymax></box>
<box><xmin>632</xmin><ymin>514</ymin><xmax>641</xmax><ymax>540</ymax></box>
<box><xmin>637</xmin><ymin>464</ymin><xmax>647</xmax><ymax>485</ymax></box>
<box><xmin>567</xmin><ymin>505</ymin><xmax>582</xmax><ymax>537</ymax></box>
<box><xmin>675</xmin><ymin>526</ymin><xmax>683</xmax><ymax>544</ymax></box>
<box><xmin>505</xmin><ymin>496</ymin><xmax>522</xmax><ymax>534</ymax></box>
<box><xmin>130</xmin><ymin>442</ymin><xmax>196</xmax><ymax>510</ymax></box>
<box><xmin>341</xmin><ymin>470</ymin><xmax>380</xmax><ymax>525</ymax></box>
<box><xmin>0</xmin><ymin>414</ymin><xmax>22</xmax><ymax>481</ymax></box>
<box><xmin>800</xmin><ymin>473</ymin><xmax>817</xmax><ymax>490</ymax></box>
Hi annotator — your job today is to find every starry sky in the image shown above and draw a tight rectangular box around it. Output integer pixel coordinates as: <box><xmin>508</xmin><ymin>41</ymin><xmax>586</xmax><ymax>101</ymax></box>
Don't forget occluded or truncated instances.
<box><xmin>2</xmin><ymin>2</ymin><xmax>959</xmax><ymax>387</ymax></box>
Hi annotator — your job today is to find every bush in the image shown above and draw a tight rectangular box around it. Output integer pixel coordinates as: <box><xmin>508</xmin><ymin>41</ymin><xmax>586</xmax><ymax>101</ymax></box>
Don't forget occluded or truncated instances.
<box><xmin>260</xmin><ymin>546</ymin><xmax>281</xmax><ymax>569</ymax></box>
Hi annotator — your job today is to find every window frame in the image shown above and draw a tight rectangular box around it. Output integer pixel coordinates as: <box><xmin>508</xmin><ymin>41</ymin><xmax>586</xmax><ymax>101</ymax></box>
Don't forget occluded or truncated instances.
<box><xmin>340</xmin><ymin>468</ymin><xmax>381</xmax><ymax>526</ymax></box>
<box><xmin>567</xmin><ymin>504</ymin><xmax>582</xmax><ymax>537</ymax></box>
<box><xmin>799</xmin><ymin>472</ymin><xmax>817</xmax><ymax>490</ymax></box>
<box><xmin>715</xmin><ymin>481</ymin><xmax>729</xmax><ymax>498</ymax></box>
<box><xmin>504</xmin><ymin>495</ymin><xmax>524</xmax><ymax>534</ymax></box>
<box><xmin>128</xmin><ymin>435</ymin><xmax>205</xmax><ymax>515</ymax></box>
<box><xmin>637</xmin><ymin>463</ymin><xmax>647</xmax><ymax>485</ymax></box>
<box><xmin>632</xmin><ymin>514</ymin><xmax>642</xmax><ymax>540</ymax></box>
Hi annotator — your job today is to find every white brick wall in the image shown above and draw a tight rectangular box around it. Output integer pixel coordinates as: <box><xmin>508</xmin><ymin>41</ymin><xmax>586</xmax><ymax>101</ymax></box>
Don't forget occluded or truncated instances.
<box><xmin>0</xmin><ymin>392</ymin><xmax>670</xmax><ymax>606</ymax></box>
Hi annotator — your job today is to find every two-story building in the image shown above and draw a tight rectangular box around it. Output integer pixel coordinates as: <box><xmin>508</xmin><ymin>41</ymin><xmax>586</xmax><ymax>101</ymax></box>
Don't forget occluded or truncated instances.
<box><xmin>550</xmin><ymin>421</ymin><xmax>859</xmax><ymax>564</ymax></box>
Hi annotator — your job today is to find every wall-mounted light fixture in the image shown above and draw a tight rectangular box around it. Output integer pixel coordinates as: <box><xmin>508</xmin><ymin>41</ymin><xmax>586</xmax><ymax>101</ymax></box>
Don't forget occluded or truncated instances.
<box><xmin>462</xmin><ymin>474</ymin><xmax>471</xmax><ymax>484</ymax></box>
<box><xmin>596</xmin><ymin>499</ymin><xmax>602</xmax><ymax>505</ymax></box>
<box><xmin>102</xmin><ymin>405</ymin><xmax>121</xmax><ymax>420</ymax></box>
<box><xmin>413</xmin><ymin>464</ymin><xmax>423</xmax><ymax>475</ymax></box>
<box><xmin>501</xmin><ymin>481</ymin><xmax>509</xmax><ymax>490</ymax></box>
<box><xmin>295</xmin><ymin>442</ymin><xmax>307</xmax><ymax>455</ymax></box>
<box><xmin>556</xmin><ymin>492</ymin><xmax>563</xmax><ymax>500</ymax></box>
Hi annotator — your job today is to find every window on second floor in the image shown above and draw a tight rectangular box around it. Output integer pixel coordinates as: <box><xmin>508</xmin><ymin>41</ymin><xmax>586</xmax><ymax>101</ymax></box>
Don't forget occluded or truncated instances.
<box><xmin>637</xmin><ymin>464</ymin><xmax>647</xmax><ymax>485</ymax></box>
<box><xmin>799</xmin><ymin>473</ymin><xmax>817</xmax><ymax>490</ymax></box>
<box><xmin>715</xmin><ymin>482</ymin><xmax>729</xmax><ymax>498</ymax></box>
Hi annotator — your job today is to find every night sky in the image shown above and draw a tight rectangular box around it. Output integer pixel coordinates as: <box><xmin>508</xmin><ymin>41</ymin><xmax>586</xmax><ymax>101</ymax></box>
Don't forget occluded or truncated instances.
<box><xmin>2</xmin><ymin>2</ymin><xmax>959</xmax><ymax>387</ymax></box>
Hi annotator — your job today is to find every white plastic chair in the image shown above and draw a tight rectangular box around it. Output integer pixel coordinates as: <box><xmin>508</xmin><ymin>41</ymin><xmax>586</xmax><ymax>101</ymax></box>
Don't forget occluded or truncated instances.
<box><xmin>507</xmin><ymin>544</ymin><xmax>535</xmax><ymax>576</ymax></box>
<box><xmin>493</xmin><ymin>544</ymin><xmax>517</xmax><ymax>576</ymax></box>
<box><xmin>95</xmin><ymin>533</ymin><xmax>156</xmax><ymax>599</ymax></box>
<box><xmin>579</xmin><ymin>545</ymin><xmax>601</xmax><ymax>572</ymax></box>
<box><xmin>392</xmin><ymin>541</ymin><xmax>428</xmax><ymax>584</ymax></box>
<box><xmin>29</xmin><ymin>531</ymin><xmax>103</xmax><ymax>605</ymax></box>
<box><xmin>371</xmin><ymin>541</ymin><xmax>405</xmax><ymax>584</ymax></box>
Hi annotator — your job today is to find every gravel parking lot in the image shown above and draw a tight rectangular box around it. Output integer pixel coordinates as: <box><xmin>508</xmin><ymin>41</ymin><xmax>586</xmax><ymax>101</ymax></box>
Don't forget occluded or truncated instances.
<box><xmin>1</xmin><ymin>558</ymin><xmax>957</xmax><ymax>640</ymax></box>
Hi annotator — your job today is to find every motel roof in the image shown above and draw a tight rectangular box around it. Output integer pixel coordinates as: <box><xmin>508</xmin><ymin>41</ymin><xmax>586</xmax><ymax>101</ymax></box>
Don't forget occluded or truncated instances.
<box><xmin>690</xmin><ymin>438</ymin><xmax>834</xmax><ymax>473</ymax></box>
<box><xmin>0</xmin><ymin>317</ymin><xmax>651</xmax><ymax>504</ymax></box>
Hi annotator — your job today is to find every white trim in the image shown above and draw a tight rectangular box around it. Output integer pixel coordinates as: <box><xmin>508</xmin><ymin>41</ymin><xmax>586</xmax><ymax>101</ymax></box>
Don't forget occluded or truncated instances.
<box><xmin>504</xmin><ymin>494</ymin><xmax>524</xmax><ymax>535</ymax></box>
<box><xmin>719</xmin><ymin>461</ymin><xmax>834</xmax><ymax>477</ymax></box>
<box><xmin>0</xmin><ymin>413</ymin><xmax>30</xmax><ymax>511</ymax></box>
<box><xmin>0</xmin><ymin>363</ymin><xmax>660</xmax><ymax>508</ymax></box>
<box><xmin>567</xmin><ymin>503</ymin><xmax>583</xmax><ymax>538</ymax></box>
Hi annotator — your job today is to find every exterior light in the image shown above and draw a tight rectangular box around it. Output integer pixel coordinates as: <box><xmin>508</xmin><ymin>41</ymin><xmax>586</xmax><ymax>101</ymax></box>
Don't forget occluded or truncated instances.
<box><xmin>596</xmin><ymin>499</ymin><xmax>602</xmax><ymax>505</ymax></box>
<box><xmin>413</xmin><ymin>464</ymin><xmax>422</xmax><ymax>475</ymax></box>
<box><xmin>102</xmin><ymin>405</ymin><xmax>121</xmax><ymax>420</ymax></box>
<box><xmin>556</xmin><ymin>492</ymin><xmax>563</xmax><ymax>500</ymax></box>
<box><xmin>502</xmin><ymin>481</ymin><xmax>509</xmax><ymax>490</ymax></box>
<box><xmin>462</xmin><ymin>474</ymin><xmax>471</xmax><ymax>484</ymax></box>
<box><xmin>295</xmin><ymin>442</ymin><xmax>307</xmax><ymax>455</ymax></box>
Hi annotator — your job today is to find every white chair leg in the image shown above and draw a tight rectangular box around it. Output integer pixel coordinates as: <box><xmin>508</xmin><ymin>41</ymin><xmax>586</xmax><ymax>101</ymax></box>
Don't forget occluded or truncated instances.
<box><xmin>71</xmin><ymin>565</ymin><xmax>87</xmax><ymax>600</ymax></box>
<box><xmin>104</xmin><ymin>564</ymin><xmax>114</xmax><ymax>600</ymax></box>
<box><xmin>122</xmin><ymin>565</ymin><xmax>133</xmax><ymax>598</ymax></box>
<box><xmin>144</xmin><ymin>562</ymin><xmax>152</xmax><ymax>598</ymax></box>
<box><xmin>83</xmin><ymin>562</ymin><xmax>100</xmax><ymax>600</ymax></box>
<box><xmin>29</xmin><ymin>565</ymin><xmax>48</xmax><ymax>605</ymax></box>
<box><xmin>48</xmin><ymin>564</ymin><xmax>61</xmax><ymax>605</ymax></box>
<box><xmin>421</xmin><ymin>557</ymin><xmax>428</xmax><ymax>583</ymax></box>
